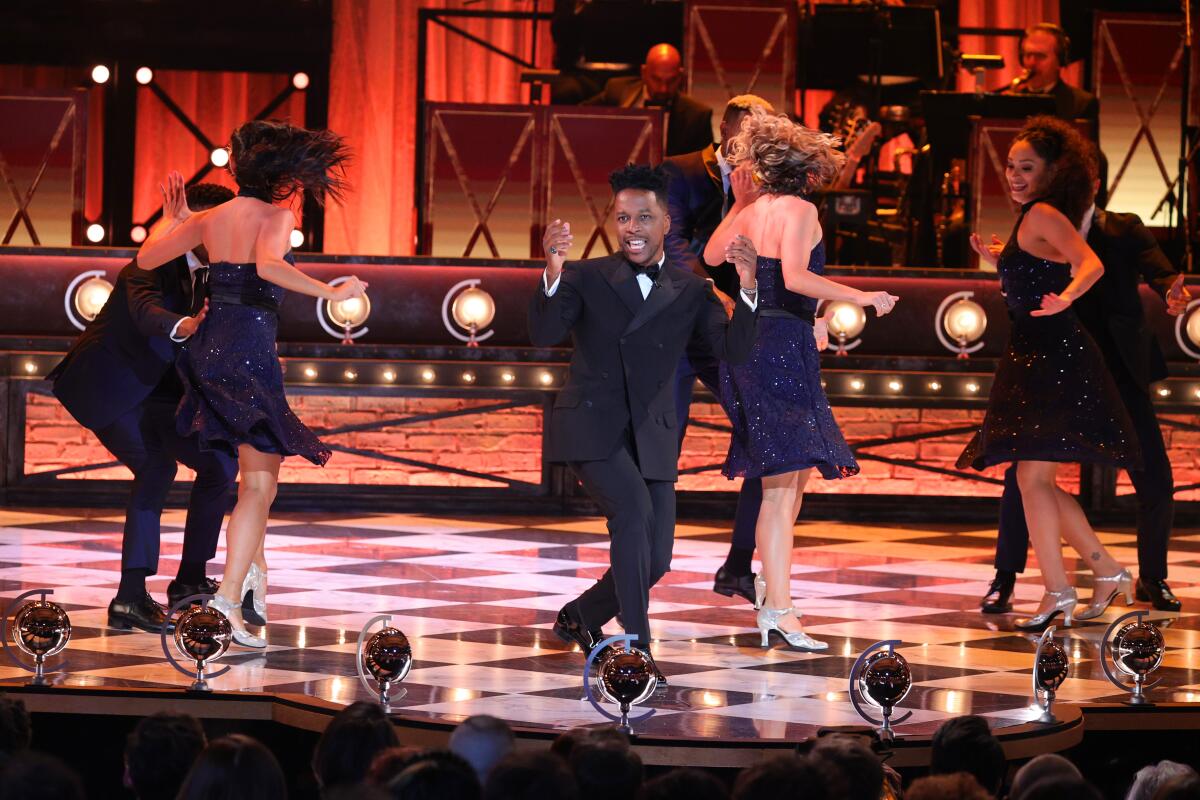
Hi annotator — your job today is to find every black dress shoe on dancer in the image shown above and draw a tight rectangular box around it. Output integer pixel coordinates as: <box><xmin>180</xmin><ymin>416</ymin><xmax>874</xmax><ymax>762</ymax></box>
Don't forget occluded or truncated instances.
<box><xmin>631</xmin><ymin>642</ymin><xmax>667</xmax><ymax>687</ymax></box>
<box><xmin>108</xmin><ymin>592</ymin><xmax>175</xmax><ymax>633</ymax></box>
<box><xmin>713</xmin><ymin>567</ymin><xmax>757</xmax><ymax>605</ymax></box>
<box><xmin>981</xmin><ymin>572</ymin><xmax>1016</xmax><ymax>614</ymax></box>
<box><xmin>553</xmin><ymin>604</ymin><xmax>603</xmax><ymax>653</ymax></box>
<box><xmin>167</xmin><ymin>577</ymin><xmax>220</xmax><ymax>609</ymax></box>
<box><xmin>1136</xmin><ymin>577</ymin><xmax>1182</xmax><ymax>612</ymax></box>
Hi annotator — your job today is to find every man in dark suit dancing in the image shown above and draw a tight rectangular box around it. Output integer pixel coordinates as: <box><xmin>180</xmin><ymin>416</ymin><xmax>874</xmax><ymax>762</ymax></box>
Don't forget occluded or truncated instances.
<box><xmin>980</xmin><ymin>188</ymin><xmax>1188</xmax><ymax>614</ymax></box>
<box><xmin>660</xmin><ymin>94</ymin><xmax>776</xmax><ymax>604</ymax></box>
<box><xmin>48</xmin><ymin>179</ymin><xmax>239</xmax><ymax>632</ymax></box>
<box><xmin>529</xmin><ymin>164</ymin><xmax>759</xmax><ymax>677</ymax></box>
<box><xmin>583</xmin><ymin>43</ymin><xmax>714</xmax><ymax>157</ymax></box>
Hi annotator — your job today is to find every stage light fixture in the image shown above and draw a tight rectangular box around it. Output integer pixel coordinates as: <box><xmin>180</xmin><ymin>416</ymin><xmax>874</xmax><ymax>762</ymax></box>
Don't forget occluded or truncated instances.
<box><xmin>210</xmin><ymin>148</ymin><xmax>230</xmax><ymax>168</ymax></box>
<box><xmin>292</xmin><ymin>72</ymin><xmax>310</xmax><ymax>90</ymax></box>
<box><xmin>928</xmin><ymin>380</ymin><xmax>942</xmax><ymax>391</ymax></box>
<box><xmin>382</xmin><ymin>369</ymin><xmax>396</xmax><ymax>383</ymax></box>
<box><xmin>73</xmin><ymin>276</ymin><xmax>114</xmax><ymax>322</ymax></box>
<box><xmin>538</xmin><ymin>371</ymin><xmax>554</xmax><ymax>386</ymax></box>
<box><xmin>887</xmin><ymin>379</ymin><xmax>903</xmax><ymax>392</ymax></box>
<box><xmin>965</xmin><ymin>381</ymin><xmax>980</xmax><ymax>394</ymax></box>
<box><xmin>420</xmin><ymin>368</ymin><xmax>436</xmax><ymax>383</ymax></box>
<box><xmin>23</xmin><ymin>361</ymin><xmax>37</xmax><ymax>375</ymax></box>
<box><xmin>825</xmin><ymin>301</ymin><xmax>866</xmax><ymax>355</ymax></box>
<box><xmin>90</xmin><ymin>65</ymin><xmax>110</xmax><ymax>84</ymax></box>
<box><xmin>462</xmin><ymin>371</ymin><xmax>476</xmax><ymax>384</ymax></box>
<box><xmin>942</xmin><ymin>298</ymin><xmax>987</xmax><ymax>358</ymax></box>
<box><xmin>290</xmin><ymin>229</ymin><xmax>304</xmax><ymax>248</ymax></box>
<box><xmin>85</xmin><ymin>223</ymin><xmax>105</xmax><ymax>243</ymax></box>
<box><xmin>135</xmin><ymin>67</ymin><xmax>153</xmax><ymax>85</ymax></box>
<box><xmin>849</xmin><ymin>377</ymin><xmax>865</xmax><ymax>391</ymax></box>
<box><xmin>501</xmin><ymin>371</ymin><xmax>515</xmax><ymax>384</ymax></box>
<box><xmin>130</xmin><ymin>225</ymin><xmax>147</xmax><ymax>243</ymax></box>
<box><xmin>344</xmin><ymin>369</ymin><xmax>357</xmax><ymax>381</ymax></box>
<box><xmin>1158</xmin><ymin>386</ymin><xmax>1171</xmax><ymax>398</ymax></box>
<box><xmin>303</xmin><ymin>366</ymin><xmax>318</xmax><ymax>379</ymax></box>
<box><xmin>451</xmin><ymin>287</ymin><xmax>497</xmax><ymax>348</ymax></box>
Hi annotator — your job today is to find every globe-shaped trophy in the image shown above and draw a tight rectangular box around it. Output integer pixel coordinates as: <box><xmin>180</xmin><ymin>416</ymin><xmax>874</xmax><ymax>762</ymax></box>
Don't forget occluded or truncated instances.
<box><xmin>581</xmin><ymin>634</ymin><xmax>658</xmax><ymax>734</ymax></box>
<box><xmin>160</xmin><ymin>593</ymin><xmax>234</xmax><ymax>692</ymax></box>
<box><xmin>1031</xmin><ymin>626</ymin><xmax>1070</xmax><ymax>723</ymax></box>
<box><xmin>849</xmin><ymin>640</ymin><xmax>913</xmax><ymax>740</ymax></box>
<box><xmin>2</xmin><ymin>591</ymin><xmax>71</xmax><ymax>686</ymax></box>
<box><xmin>1101</xmin><ymin>611</ymin><xmax>1165</xmax><ymax>706</ymax></box>
<box><xmin>357</xmin><ymin>615</ymin><xmax>412</xmax><ymax>709</ymax></box>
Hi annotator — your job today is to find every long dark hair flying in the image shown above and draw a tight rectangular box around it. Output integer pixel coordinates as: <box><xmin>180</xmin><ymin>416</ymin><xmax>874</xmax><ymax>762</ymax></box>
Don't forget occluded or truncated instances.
<box><xmin>229</xmin><ymin>119</ymin><xmax>350</xmax><ymax>205</ymax></box>
<box><xmin>1013</xmin><ymin>116</ymin><xmax>1096</xmax><ymax>228</ymax></box>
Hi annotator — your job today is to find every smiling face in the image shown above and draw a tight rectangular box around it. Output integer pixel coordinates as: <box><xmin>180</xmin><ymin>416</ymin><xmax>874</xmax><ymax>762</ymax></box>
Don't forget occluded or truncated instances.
<box><xmin>612</xmin><ymin>189</ymin><xmax>669</xmax><ymax>267</ymax></box>
<box><xmin>1006</xmin><ymin>139</ymin><xmax>1052</xmax><ymax>204</ymax></box>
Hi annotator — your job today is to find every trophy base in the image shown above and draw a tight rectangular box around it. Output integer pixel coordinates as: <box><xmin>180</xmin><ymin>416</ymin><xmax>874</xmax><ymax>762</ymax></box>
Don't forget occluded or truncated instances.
<box><xmin>1125</xmin><ymin>694</ymin><xmax>1154</xmax><ymax>707</ymax></box>
<box><xmin>1035</xmin><ymin>710</ymin><xmax>1058</xmax><ymax>724</ymax></box>
<box><xmin>27</xmin><ymin>674</ymin><xmax>50</xmax><ymax>687</ymax></box>
<box><xmin>188</xmin><ymin>680</ymin><xmax>213</xmax><ymax>692</ymax></box>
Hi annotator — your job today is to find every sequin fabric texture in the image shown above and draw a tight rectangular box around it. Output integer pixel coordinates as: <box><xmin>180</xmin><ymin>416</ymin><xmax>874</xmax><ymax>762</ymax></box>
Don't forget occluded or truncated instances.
<box><xmin>175</xmin><ymin>255</ymin><xmax>331</xmax><ymax>466</ymax></box>
<box><xmin>959</xmin><ymin>204</ymin><xmax>1138</xmax><ymax>470</ymax></box>
<box><xmin>720</xmin><ymin>242</ymin><xmax>859</xmax><ymax>480</ymax></box>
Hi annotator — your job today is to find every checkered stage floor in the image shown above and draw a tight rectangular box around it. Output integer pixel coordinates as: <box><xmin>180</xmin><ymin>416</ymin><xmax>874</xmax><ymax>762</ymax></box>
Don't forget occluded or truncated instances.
<box><xmin>2</xmin><ymin>508</ymin><xmax>1200</xmax><ymax>741</ymax></box>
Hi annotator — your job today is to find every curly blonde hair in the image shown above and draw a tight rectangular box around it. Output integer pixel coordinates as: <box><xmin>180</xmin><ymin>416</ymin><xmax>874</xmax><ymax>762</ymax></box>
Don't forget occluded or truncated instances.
<box><xmin>725</xmin><ymin>107</ymin><xmax>845</xmax><ymax>197</ymax></box>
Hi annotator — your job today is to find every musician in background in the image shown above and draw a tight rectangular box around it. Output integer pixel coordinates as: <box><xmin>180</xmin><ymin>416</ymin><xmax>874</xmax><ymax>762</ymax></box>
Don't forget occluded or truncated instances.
<box><xmin>1006</xmin><ymin>23</ymin><xmax>1099</xmax><ymax>134</ymax></box>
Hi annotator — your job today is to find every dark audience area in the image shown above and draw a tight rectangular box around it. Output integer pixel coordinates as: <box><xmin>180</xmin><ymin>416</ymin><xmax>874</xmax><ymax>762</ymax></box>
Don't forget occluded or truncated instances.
<box><xmin>2</xmin><ymin>695</ymin><xmax>1199</xmax><ymax>800</ymax></box>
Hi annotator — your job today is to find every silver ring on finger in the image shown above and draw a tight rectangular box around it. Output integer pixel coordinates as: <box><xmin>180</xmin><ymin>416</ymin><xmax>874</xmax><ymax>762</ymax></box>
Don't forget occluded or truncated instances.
<box><xmin>548</xmin><ymin>246</ymin><xmax>557</xmax><ymax>255</ymax></box>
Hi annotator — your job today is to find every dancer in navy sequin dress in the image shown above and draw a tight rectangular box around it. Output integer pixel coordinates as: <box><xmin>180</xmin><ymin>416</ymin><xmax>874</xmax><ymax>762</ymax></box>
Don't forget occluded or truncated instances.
<box><xmin>704</xmin><ymin>107</ymin><xmax>899</xmax><ymax>651</ymax></box>
<box><xmin>960</xmin><ymin>116</ymin><xmax>1136</xmax><ymax>631</ymax></box>
<box><xmin>133</xmin><ymin>121</ymin><xmax>365</xmax><ymax>647</ymax></box>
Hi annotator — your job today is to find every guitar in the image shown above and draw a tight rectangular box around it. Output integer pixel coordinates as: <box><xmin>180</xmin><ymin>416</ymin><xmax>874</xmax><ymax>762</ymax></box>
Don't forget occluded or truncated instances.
<box><xmin>833</xmin><ymin>119</ymin><xmax>882</xmax><ymax>190</ymax></box>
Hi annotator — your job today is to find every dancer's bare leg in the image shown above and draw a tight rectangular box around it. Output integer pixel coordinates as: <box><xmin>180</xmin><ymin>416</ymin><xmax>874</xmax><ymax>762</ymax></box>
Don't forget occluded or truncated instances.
<box><xmin>758</xmin><ymin>468</ymin><xmax>813</xmax><ymax>635</ymax></box>
<box><xmin>215</xmin><ymin>445</ymin><xmax>280</xmax><ymax>621</ymax></box>
<box><xmin>1016</xmin><ymin>461</ymin><xmax>1070</xmax><ymax>591</ymax></box>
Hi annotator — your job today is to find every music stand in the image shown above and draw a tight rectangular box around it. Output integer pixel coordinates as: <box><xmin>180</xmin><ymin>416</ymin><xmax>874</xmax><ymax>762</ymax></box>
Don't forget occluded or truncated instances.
<box><xmin>919</xmin><ymin>92</ymin><xmax>1058</xmax><ymax>179</ymax></box>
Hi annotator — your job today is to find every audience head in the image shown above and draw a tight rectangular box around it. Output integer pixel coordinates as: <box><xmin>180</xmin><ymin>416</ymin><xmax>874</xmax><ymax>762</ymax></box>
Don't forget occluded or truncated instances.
<box><xmin>570</xmin><ymin>738</ymin><xmax>644</xmax><ymax>800</ymax></box>
<box><xmin>1128</xmin><ymin>762</ymin><xmax>1200</xmax><ymax>800</ymax></box>
<box><xmin>385</xmin><ymin>750</ymin><xmax>480</xmax><ymax>800</ymax></box>
<box><xmin>176</xmin><ymin>734</ymin><xmax>286</xmax><ymax>800</ymax></box>
<box><xmin>608</xmin><ymin>163</ymin><xmax>671</xmax><ymax>267</ymax></box>
<box><xmin>641</xmin><ymin>44</ymin><xmax>684</xmax><ymax>105</ymax></box>
<box><xmin>1016</xmin><ymin>775</ymin><xmax>1103</xmax><ymax>800</ymax></box>
<box><xmin>732</xmin><ymin>754</ymin><xmax>830</xmax><ymax>800</ymax></box>
<box><xmin>726</xmin><ymin>107</ymin><xmax>844</xmax><ymax>198</ymax></box>
<box><xmin>638</xmin><ymin>767</ymin><xmax>729</xmax><ymax>800</ymax></box>
<box><xmin>1020</xmin><ymin>22</ymin><xmax>1071</xmax><ymax>88</ymax></box>
<box><xmin>484</xmin><ymin>751</ymin><xmax>580</xmax><ymax>800</ymax></box>
<box><xmin>313</xmin><ymin>701</ymin><xmax>401</xmax><ymax>791</ymax></box>
<box><xmin>1154</xmin><ymin>774</ymin><xmax>1200</xmax><ymax>800</ymax></box>
<box><xmin>449</xmin><ymin>715</ymin><xmax>514</xmax><ymax>784</ymax></box>
<box><xmin>930</xmin><ymin>714</ymin><xmax>1006</xmax><ymax>797</ymax></box>
<box><xmin>1008</xmin><ymin>115</ymin><xmax>1097</xmax><ymax>228</ymax></box>
<box><xmin>0</xmin><ymin>750</ymin><xmax>84</xmax><ymax>800</ymax></box>
<box><xmin>720</xmin><ymin>95</ymin><xmax>776</xmax><ymax>157</ymax></box>
<box><xmin>808</xmin><ymin>734</ymin><xmax>884</xmax><ymax>800</ymax></box>
<box><xmin>1011</xmin><ymin>754</ymin><xmax>1083</xmax><ymax>799</ymax></box>
<box><xmin>368</xmin><ymin>746</ymin><xmax>427</xmax><ymax>786</ymax></box>
<box><xmin>229</xmin><ymin>119</ymin><xmax>350</xmax><ymax>205</ymax></box>
<box><xmin>0</xmin><ymin>695</ymin><xmax>32</xmax><ymax>760</ymax></box>
<box><xmin>124</xmin><ymin>711</ymin><xmax>207</xmax><ymax>800</ymax></box>
<box><xmin>906</xmin><ymin>772</ymin><xmax>991</xmax><ymax>800</ymax></box>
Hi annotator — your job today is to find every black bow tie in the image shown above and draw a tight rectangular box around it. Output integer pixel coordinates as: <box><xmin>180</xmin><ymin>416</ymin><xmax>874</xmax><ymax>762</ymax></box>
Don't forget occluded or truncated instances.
<box><xmin>636</xmin><ymin>263</ymin><xmax>662</xmax><ymax>282</ymax></box>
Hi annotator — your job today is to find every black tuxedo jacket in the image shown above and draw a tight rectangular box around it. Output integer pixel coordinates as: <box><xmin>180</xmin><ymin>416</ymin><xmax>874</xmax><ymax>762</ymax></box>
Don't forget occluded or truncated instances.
<box><xmin>1072</xmin><ymin>209</ymin><xmax>1178</xmax><ymax>389</ymax></box>
<box><xmin>583</xmin><ymin>77</ymin><xmax>714</xmax><ymax>156</ymax></box>
<box><xmin>48</xmin><ymin>256</ymin><xmax>196</xmax><ymax>431</ymax></box>
<box><xmin>528</xmin><ymin>254</ymin><xmax>758</xmax><ymax>480</ymax></box>
<box><xmin>1052</xmin><ymin>80</ymin><xmax>1099</xmax><ymax>127</ymax></box>
<box><xmin>661</xmin><ymin>144</ymin><xmax>738</xmax><ymax>297</ymax></box>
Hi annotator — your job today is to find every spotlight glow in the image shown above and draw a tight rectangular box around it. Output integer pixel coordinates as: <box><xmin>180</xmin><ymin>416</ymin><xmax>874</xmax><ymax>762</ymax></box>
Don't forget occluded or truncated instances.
<box><xmin>85</xmin><ymin>223</ymin><xmax>105</xmax><ymax>243</ymax></box>
<box><xmin>91</xmin><ymin>65</ymin><xmax>111</xmax><ymax>84</ymax></box>
<box><xmin>74</xmin><ymin>276</ymin><xmax>113</xmax><ymax>321</ymax></box>
<box><xmin>382</xmin><ymin>369</ymin><xmax>396</xmax><ymax>382</ymax></box>
<box><xmin>462</xmin><ymin>371</ymin><xmax>476</xmax><ymax>384</ymax></box>
<box><xmin>421</xmin><ymin>368</ymin><xmax>436</xmax><ymax>383</ymax></box>
<box><xmin>965</xmin><ymin>381</ymin><xmax>981</xmax><ymax>393</ymax></box>
<box><xmin>292</xmin><ymin>72</ymin><xmax>310</xmax><ymax>90</ymax></box>
<box><xmin>928</xmin><ymin>380</ymin><xmax>942</xmax><ymax>391</ymax></box>
<box><xmin>303</xmin><ymin>366</ymin><xmax>318</xmax><ymax>379</ymax></box>
<box><xmin>210</xmin><ymin>148</ymin><xmax>230</xmax><ymax>168</ymax></box>
<box><xmin>849</xmin><ymin>377</ymin><xmax>865</xmax><ymax>391</ymax></box>
<box><xmin>538</xmin><ymin>371</ymin><xmax>554</xmax><ymax>386</ymax></box>
<box><xmin>130</xmin><ymin>225</ymin><xmax>147</xmax><ymax>243</ymax></box>
<box><xmin>1158</xmin><ymin>386</ymin><xmax>1172</xmax><ymax>397</ymax></box>
<box><xmin>135</xmin><ymin>67</ymin><xmax>153</xmax><ymax>85</ymax></box>
<box><xmin>887</xmin><ymin>379</ymin><xmax>903</xmax><ymax>392</ymax></box>
<box><xmin>23</xmin><ymin>361</ymin><xmax>37</xmax><ymax>374</ymax></box>
<box><xmin>501</xmin><ymin>371</ymin><xmax>515</xmax><ymax>383</ymax></box>
<box><xmin>290</xmin><ymin>229</ymin><xmax>304</xmax><ymax>248</ymax></box>
<box><xmin>344</xmin><ymin>369</ymin><xmax>357</xmax><ymax>381</ymax></box>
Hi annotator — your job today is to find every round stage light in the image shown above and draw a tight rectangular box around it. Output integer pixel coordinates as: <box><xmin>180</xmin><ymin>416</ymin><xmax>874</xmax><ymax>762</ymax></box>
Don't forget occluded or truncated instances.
<box><xmin>1186</xmin><ymin>307</ymin><xmax>1200</xmax><ymax>349</ymax></box>
<box><xmin>826</xmin><ymin>301</ymin><xmax>866</xmax><ymax>340</ymax></box>
<box><xmin>1158</xmin><ymin>386</ymin><xmax>1171</xmax><ymax>398</ymax></box>
<box><xmin>928</xmin><ymin>380</ymin><xmax>942</xmax><ymax>392</ymax></box>
<box><xmin>210</xmin><ymin>148</ymin><xmax>230</xmax><ymax>168</ymax></box>
<box><xmin>135</xmin><ymin>67</ymin><xmax>154</xmax><ymax>85</ymax></box>
<box><xmin>421</xmin><ymin>368</ymin><xmax>436</xmax><ymax>383</ymax></box>
<box><xmin>965</xmin><ymin>381</ymin><xmax>981</xmax><ymax>394</ymax></box>
<box><xmin>130</xmin><ymin>225</ymin><xmax>147</xmax><ymax>243</ymax></box>
<box><xmin>462</xmin><ymin>371</ymin><xmax>476</xmax><ymax>384</ymax></box>
<box><xmin>290</xmin><ymin>229</ymin><xmax>304</xmax><ymax>248</ymax></box>
<box><xmin>90</xmin><ymin>65</ymin><xmax>110</xmax><ymax>84</ymax></box>
<box><xmin>344</xmin><ymin>369</ymin><xmax>357</xmax><ymax>381</ymax></box>
<box><xmin>451</xmin><ymin>286</ymin><xmax>496</xmax><ymax>348</ymax></box>
<box><xmin>327</xmin><ymin>293</ymin><xmax>370</xmax><ymax>331</ymax></box>
<box><xmin>887</xmin><ymin>379</ymin><xmax>903</xmax><ymax>392</ymax></box>
<box><xmin>23</xmin><ymin>361</ymin><xmax>37</xmax><ymax>375</ymax></box>
<box><xmin>849</xmin><ymin>377</ymin><xmax>865</xmax><ymax>391</ymax></box>
<box><xmin>501</xmin><ymin>371</ymin><xmax>515</xmax><ymax>384</ymax></box>
<box><xmin>382</xmin><ymin>369</ymin><xmax>396</xmax><ymax>383</ymax></box>
<box><xmin>85</xmin><ymin>223</ymin><xmax>106</xmax><ymax>243</ymax></box>
<box><xmin>303</xmin><ymin>366</ymin><xmax>318</xmax><ymax>379</ymax></box>
<box><xmin>943</xmin><ymin>298</ymin><xmax>987</xmax><ymax>356</ymax></box>
<box><xmin>538</xmin><ymin>371</ymin><xmax>554</xmax><ymax>386</ymax></box>
<box><xmin>292</xmin><ymin>72</ymin><xmax>310</xmax><ymax>90</ymax></box>
<box><xmin>74</xmin><ymin>276</ymin><xmax>114</xmax><ymax>322</ymax></box>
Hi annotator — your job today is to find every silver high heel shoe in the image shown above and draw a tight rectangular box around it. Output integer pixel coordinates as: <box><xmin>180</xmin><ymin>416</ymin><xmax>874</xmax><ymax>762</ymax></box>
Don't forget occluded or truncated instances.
<box><xmin>1014</xmin><ymin>587</ymin><xmax>1077</xmax><ymax>631</ymax></box>
<box><xmin>757</xmin><ymin>606</ymin><xmax>828</xmax><ymax>651</ymax></box>
<box><xmin>209</xmin><ymin>593</ymin><xmax>267</xmax><ymax>649</ymax></box>
<box><xmin>753</xmin><ymin>575</ymin><xmax>766</xmax><ymax>611</ymax></box>
<box><xmin>241</xmin><ymin>563</ymin><xmax>269</xmax><ymax>626</ymax></box>
<box><xmin>1075</xmin><ymin>568</ymin><xmax>1134</xmax><ymax>621</ymax></box>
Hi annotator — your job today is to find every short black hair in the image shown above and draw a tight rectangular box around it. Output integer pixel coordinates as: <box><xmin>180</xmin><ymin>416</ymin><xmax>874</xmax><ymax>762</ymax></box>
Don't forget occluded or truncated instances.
<box><xmin>176</xmin><ymin>734</ymin><xmax>286</xmax><ymax>800</ymax></box>
<box><xmin>808</xmin><ymin>735</ymin><xmax>884</xmax><ymax>800</ymax></box>
<box><xmin>733</xmin><ymin>755</ymin><xmax>831</xmax><ymax>800</ymax></box>
<box><xmin>0</xmin><ymin>751</ymin><xmax>84</xmax><ymax>800</ymax></box>
<box><xmin>185</xmin><ymin>182</ymin><xmax>235</xmax><ymax>211</ymax></box>
<box><xmin>609</xmin><ymin>163</ymin><xmax>669</xmax><ymax>209</ymax></box>
<box><xmin>570</xmin><ymin>742</ymin><xmax>644</xmax><ymax>800</ymax></box>
<box><xmin>313</xmin><ymin>700</ymin><xmax>400</xmax><ymax>790</ymax></box>
<box><xmin>125</xmin><ymin>712</ymin><xmax>207</xmax><ymax>800</ymax></box>
<box><xmin>386</xmin><ymin>750</ymin><xmax>481</xmax><ymax>800</ymax></box>
<box><xmin>484</xmin><ymin>752</ymin><xmax>580</xmax><ymax>800</ymax></box>
<box><xmin>1020</xmin><ymin>22</ymin><xmax>1071</xmax><ymax>64</ymax></box>
<box><xmin>639</xmin><ymin>767</ymin><xmax>730</xmax><ymax>800</ymax></box>
<box><xmin>930</xmin><ymin>715</ymin><xmax>1006</xmax><ymax>796</ymax></box>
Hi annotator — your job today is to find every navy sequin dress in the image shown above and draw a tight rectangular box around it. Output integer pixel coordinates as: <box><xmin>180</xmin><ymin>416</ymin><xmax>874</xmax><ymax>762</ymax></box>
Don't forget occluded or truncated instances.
<box><xmin>959</xmin><ymin>202</ymin><xmax>1137</xmax><ymax>470</ymax></box>
<box><xmin>720</xmin><ymin>242</ymin><xmax>859</xmax><ymax>480</ymax></box>
<box><xmin>176</xmin><ymin>252</ymin><xmax>331</xmax><ymax>466</ymax></box>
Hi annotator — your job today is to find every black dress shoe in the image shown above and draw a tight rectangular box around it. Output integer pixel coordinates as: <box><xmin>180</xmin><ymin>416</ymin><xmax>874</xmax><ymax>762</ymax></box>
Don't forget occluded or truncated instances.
<box><xmin>553</xmin><ymin>604</ymin><xmax>602</xmax><ymax>653</ymax></box>
<box><xmin>981</xmin><ymin>573</ymin><xmax>1016</xmax><ymax>614</ymax></box>
<box><xmin>166</xmin><ymin>577</ymin><xmax>220</xmax><ymax>609</ymax></box>
<box><xmin>631</xmin><ymin>644</ymin><xmax>667</xmax><ymax>687</ymax></box>
<box><xmin>109</xmin><ymin>592</ymin><xmax>175</xmax><ymax>633</ymax></box>
<box><xmin>1136</xmin><ymin>577</ymin><xmax>1182</xmax><ymax>612</ymax></box>
<box><xmin>713</xmin><ymin>567</ymin><xmax>757</xmax><ymax>605</ymax></box>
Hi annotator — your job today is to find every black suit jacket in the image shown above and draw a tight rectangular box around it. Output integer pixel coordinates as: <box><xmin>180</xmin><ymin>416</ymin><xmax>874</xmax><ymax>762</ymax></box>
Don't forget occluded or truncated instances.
<box><xmin>583</xmin><ymin>77</ymin><xmax>714</xmax><ymax>157</ymax></box>
<box><xmin>48</xmin><ymin>257</ymin><xmax>195</xmax><ymax>431</ymax></box>
<box><xmin>1052</xmin><ymin>80</ymin><xmax>1099</xmax><ymax>133</ymax></box>
<box><xmin>1071</xmin><ymin>209</ymin><xmax>1178</xmax><ymax>389</ymax></box>
<box><xmin>660</xmin><ymin>145</ymin><xmax>739</xmax><ymax>297</ymax></box>
<box><xmin>528</xmin><ymin>254</ymin><xmax>758</xmax><ymax>480</ymax></box>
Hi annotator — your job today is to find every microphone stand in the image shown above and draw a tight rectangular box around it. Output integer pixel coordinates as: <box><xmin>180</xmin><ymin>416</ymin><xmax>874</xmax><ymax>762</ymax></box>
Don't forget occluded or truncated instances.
<box><xmin>1180</xmin><ymin>0</ymin><xmax>1194</xmax><ymax>273</ymax></box>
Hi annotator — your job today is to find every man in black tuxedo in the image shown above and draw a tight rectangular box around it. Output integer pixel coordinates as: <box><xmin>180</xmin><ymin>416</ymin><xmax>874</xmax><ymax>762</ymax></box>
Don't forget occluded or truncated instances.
<box><xmin>583</xmin><ymin>43</ymin><xmax>714</xmax><ymax>157</ymax></box>
<box><xmin>660</xmin><ymin>94</ymin><xmax>776</xmax><ymax>605</ymax></box>
<box><xmin>981</xmin><ymin>197</ymin><xmax>1188</xmax><ymax>614</ymax></box>
<box><xmin>529</xmin><ymin>164</ymin><xmax>759</xmax><ymax>676</ymax></box>
<box><xmin>1009</xmin><ymin>23</ymin><xmax>1099</xmax><ymax>136</ymax></box>
<box><xmin>48</xmin><ymin>181</ymin><xmax>239</xmax><ymax>633</ymax></box>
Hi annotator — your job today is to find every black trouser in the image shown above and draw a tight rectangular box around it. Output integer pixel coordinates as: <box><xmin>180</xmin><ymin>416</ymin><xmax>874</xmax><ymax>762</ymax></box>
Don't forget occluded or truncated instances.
<box><xmin>570</xmin><ymin>431</ymin><xmax>676</xmax><ymax>646</ymax></box>
<box><xmin>994</xmin><ymin>376</ymin><xmax>1174</xmax><ymax>579</ymax></box>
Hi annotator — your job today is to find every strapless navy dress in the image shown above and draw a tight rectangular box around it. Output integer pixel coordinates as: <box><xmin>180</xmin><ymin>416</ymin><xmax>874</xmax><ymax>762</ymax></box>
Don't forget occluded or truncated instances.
<box><xmin>176</xmin><ymin>254</ymin><xmax>331</xmax><ymax>466</ymax></box>
<box><xmin>959</xmin><ymin>202</ymin><xmax>1138</xmax><ymax>470</ymax></box>
<box><xmin>720</xmin><ymin>242</ymin><xmax>859</xmax><ymax>480</ymax></box>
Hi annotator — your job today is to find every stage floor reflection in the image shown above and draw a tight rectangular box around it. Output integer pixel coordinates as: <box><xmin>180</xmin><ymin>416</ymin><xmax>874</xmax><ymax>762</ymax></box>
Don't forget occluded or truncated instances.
<box><xmin>2</xmin><ymin>509</ymin><xmax>1199</xmax><ymax>741</ymax></box>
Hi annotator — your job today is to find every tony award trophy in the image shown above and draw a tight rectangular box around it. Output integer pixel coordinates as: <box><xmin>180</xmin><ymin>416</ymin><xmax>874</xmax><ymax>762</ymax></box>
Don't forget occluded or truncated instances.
<box><xmin>161</xmin><ymin>596</ymin><xmax>234</xmax><ymax>692</ymax></box>
<box><xmin>849</xmin><ymin>640</ymin><xmax>913</xmax><ymax>741</ymax></box>
<box><xmin>2</xmin><ymin>590</ymin><xmax>71</xmax><ymax>686</ymax></box>
<box><xmin>582</xmin><ymin>635</ymin><xmax>658</xmax><ymax>734</ymax></box>
<box><xmin>1101</xmin><ymin>611</ymin><xmax>1165</xmax><ymax>706</ymax></box>
<box><xmin>357</xmin><ymin>615</ymin><xmax>412</xmax><ymax>709</ymax></box>
<box><xmin>1031</xmin><ymin>626</ymin><xmax>1070</xmax><ymax>723</ymax></box>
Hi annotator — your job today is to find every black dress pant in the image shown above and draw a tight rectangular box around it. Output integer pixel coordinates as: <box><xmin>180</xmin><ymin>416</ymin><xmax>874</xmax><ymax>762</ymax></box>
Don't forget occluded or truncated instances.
<box><xmin>569</xmin><ymin>431</ymin><xmax>676</xmax><ymax>646</ymax></box>
<box><xmin>994</xmin><ymin>375</ymin><xmax>1174</xmax><ymax>579</ymax></box>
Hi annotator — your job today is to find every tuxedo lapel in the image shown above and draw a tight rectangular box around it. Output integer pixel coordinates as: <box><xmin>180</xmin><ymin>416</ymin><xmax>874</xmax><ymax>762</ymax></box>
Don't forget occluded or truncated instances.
<box><xmin>624</xmin><ymin>266</ymin><xmax>685</xmax><ymax>336</ymax></box>
<box><xmin>602</xmin><ymin>257</ymin><xmax>645</xmax><ymax>317</ymax></box>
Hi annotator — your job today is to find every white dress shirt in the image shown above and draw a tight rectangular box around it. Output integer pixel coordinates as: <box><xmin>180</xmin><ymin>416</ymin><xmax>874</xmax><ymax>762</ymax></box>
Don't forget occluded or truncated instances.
<box><xmin>1078</xmin><ymin>204</ymin><xmax>1096</xmax><ymax>239</ymax></box>
<box><xmin>542</xmin><ymin>253</ymin><xmax>758</xmax><ymax>309</ymax></box>
<box><xmin>169</xmin><ymin>251</ymin><xmax>205</xmax><ymax>342</ymax></box>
